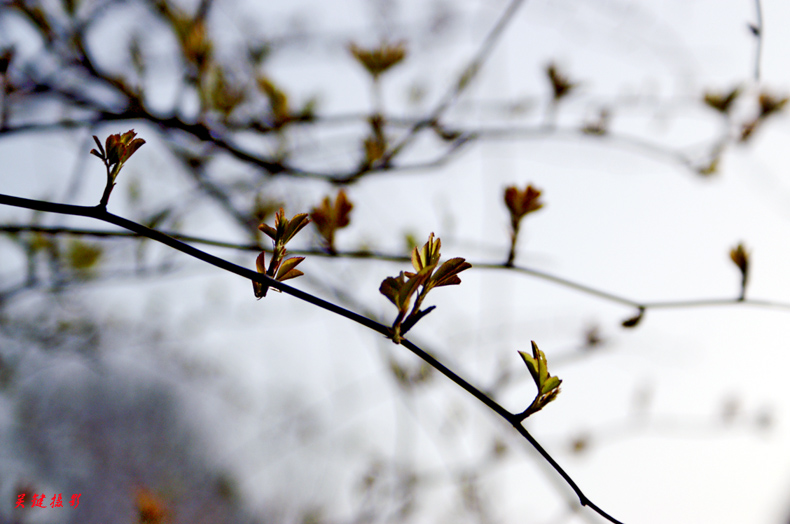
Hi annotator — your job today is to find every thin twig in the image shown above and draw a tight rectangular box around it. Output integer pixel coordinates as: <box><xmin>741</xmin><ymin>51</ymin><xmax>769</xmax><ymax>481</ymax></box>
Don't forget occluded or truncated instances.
<box><xmin>5</xmin><ymin>225</ymin><xmax>790</xmax><ymax>312</ymax></box>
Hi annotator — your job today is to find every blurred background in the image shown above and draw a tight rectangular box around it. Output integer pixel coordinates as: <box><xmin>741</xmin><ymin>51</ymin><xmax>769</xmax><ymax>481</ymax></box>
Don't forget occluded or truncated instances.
<box><xmin>1</xmin><ymin>0</ymin><xmax>790</xmax><ymax>523</ymax></box>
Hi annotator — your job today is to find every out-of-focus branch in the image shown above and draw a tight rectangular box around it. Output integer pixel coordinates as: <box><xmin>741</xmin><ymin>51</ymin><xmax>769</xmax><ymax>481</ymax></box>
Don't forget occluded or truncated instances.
<box><xmin>381</xmin><ymin>0</ymin><xmax>529</xmax><ymax>165</ymax></box>
<box><xmin>5</xmin><ymin>225</ymin><xmax>790</xmax><ymax>315</ymax></box>
<box><xmin>0</xmin><ymin>106</ymin><xmax>722</xmax><ymax>182</ymax></box>
<box><xmin>752</xmin><ymin>0</ymin><xmax>763</xmax><ymax>81</ymax></box>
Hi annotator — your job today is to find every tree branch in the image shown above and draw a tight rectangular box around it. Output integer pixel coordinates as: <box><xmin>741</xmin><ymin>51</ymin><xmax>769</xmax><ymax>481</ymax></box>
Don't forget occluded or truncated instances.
<box><xmin>0</xmin><ymin>191</ymin><xmax>624</xmax><ymax>524</ymax></box>
<box><xmin>5</xmin><ymin>225</ymin><xmax>790</xmax><ymax>313</ymax></box>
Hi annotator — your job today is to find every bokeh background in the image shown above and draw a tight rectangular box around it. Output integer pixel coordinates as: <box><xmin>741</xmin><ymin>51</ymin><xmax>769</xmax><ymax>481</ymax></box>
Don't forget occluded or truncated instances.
<box><xmin>2</xmin><ymin>0</ymin><xmax>790</xmax><ymax>523</ymax></box>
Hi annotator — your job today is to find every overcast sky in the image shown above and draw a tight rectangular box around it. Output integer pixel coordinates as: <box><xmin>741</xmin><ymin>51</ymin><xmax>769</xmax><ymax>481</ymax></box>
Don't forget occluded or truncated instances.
<box><xmin>3</xmin><ymin>1</ymin><xmax>790</xmax><ymax>523</ymax></box>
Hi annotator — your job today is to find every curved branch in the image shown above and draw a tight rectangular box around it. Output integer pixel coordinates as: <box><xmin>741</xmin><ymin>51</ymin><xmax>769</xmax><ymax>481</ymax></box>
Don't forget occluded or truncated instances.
<box><xmin>0</xmin><ymin>191</ymin><xmax>624</xmax><ymax>524</ymax></box>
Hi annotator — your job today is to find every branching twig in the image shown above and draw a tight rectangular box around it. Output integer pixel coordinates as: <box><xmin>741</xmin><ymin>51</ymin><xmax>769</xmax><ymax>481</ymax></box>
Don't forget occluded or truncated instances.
<box><xmin>380</xmin><ymin>0</ymin><xmax>529</xmax><ymax>166</ymax></box>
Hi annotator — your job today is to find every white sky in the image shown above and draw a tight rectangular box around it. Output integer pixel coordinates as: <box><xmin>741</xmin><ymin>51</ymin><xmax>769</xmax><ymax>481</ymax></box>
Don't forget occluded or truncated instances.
<box><xmin>4</xmin><ymin>0</ymin><xmax>790</xmax><ymax>523</ymax></box>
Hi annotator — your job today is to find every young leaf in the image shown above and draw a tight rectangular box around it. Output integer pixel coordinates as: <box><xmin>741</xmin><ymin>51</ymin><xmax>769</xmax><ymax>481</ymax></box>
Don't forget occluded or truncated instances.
<box><xmin>254</xmin><ymin>209</ymin><xmax>310</xmax><ymax>298</ymax></box>
<box><xmin>66</xmin><ymin>240</ymin><xmax>102</xmax><ymax>274</ymax></box>
<box><xmin>92</xmin><ymin>135</ymin><xmax>106</xmax><ymax>158</ymax></box>
<box><xmin>380</xmin><ymin>269</ymin><xmax>431</xmax><ymax>314</ymax></box>
<box><xmin>379</xmin><ymin>274</ymin><xmax>402</xmax><ymax>307</ymax></box>
<box><xmin>93</xmin><ymin>130</ymin><xmax>146</xmax><ymax>208</ymax></box>
<box><xmin>504</xmin><ymin>184</ymin><xmax>544</xmax><ymax>266</ymax></box>
<box><xmin>255</xmin><ymin>251</ymin><xmax>267</xmax><ymax>273</ymax></box>
<box><xmin>758</xmin><ymin>92</ymin><xmax>788</xmax><ymax>118</ymax></box>
<box><xmin>332</xmin><ymin>189</ymin><xmax>354</xmax><ymax>228</ymax></box>
<box><xmin>703</xmin><ymin>87</ymin><xmax>741</xmax><ymax>114</ymax></box>
<box><xmin>411</xmin><ymin>232</ymin><xmax>442</xmax><ymax>272</ymax></box>
<box><xmin>504</xmin><ymin>184</ymin><xmax>543</xmax><ymax>222</ymax></box>
<box><xmin>380</xmin><ymin>272</ymin><xmax>412</xmax><ymax>311</ymax></box>
<box><xmin>253</xmin><ymin>251</ymin><xmax>269</xmax><ymax>299</ymax></box>
<box><xmin>105</xmin><ymin>129</ymin><xmax>145</xmax><ymax>169</ymax></box>
<box><xmin>518</xmin><ymin>341</ymin><xmax>562</xmax><ymax>419</ymax></box>
<box><xmin>275</xmin><ymin>256</ymin><xmax>305</xmax><ymax>281</ymax></box>
<box><xmin>730</xmin><ymin>243</ymin><xmax>749</xmax><ymax>274</ymax></box>
<box><xmin>349</xmin><ymin>41</ymin><xmax>407</xmax><ymax>79</ymax></box>
<box><xmin>621</xmin><ymin>307</ymin><xmax>644</xmax><ymax>328</ymax></box>
<box><xmin>399</xmin><ymin>268</ymin><xmax>431</xmax><ymax>307</ymax></box>
<box><xmin>430</xmin><ymin>257</ymin><xmax>472</xmax><ymax>288</ymax></box>
<box><xmin>253</xmin><ymin>281</ymin><xmax>266</xmax><ymax>299</ymax></box>
<box><xmin>546</xmin><ymin>62</ymin><xmax>576</xmax><ymax>102</ymax></box>
<box><xmin>259</xmin><ymin>208</ymin><xmax>310</xmax><ymax>248</ymax></box>
<box><xmin>730</xmin><ymin>242</ymin><xmax>749</xmax><ymax>299</ymax></box>
<box><xmin>361</xmin><ymin>114</ymin><xmax>388</xmax><ymax>167</ymax></box>
<box><xmin>257</xmin><ymin>75</ymin><xmax>290</xmax><ymax>127</ymax></box>
<box><xmin>519</xmin><ymin>351</ymin><xmax>539</xmax><ymax>384</ymax></box>
<box><xmin>310</xmin><ymin>190</ymin><xmax>353</xmax><ymax>252</ymax></box>
<box><xmin>364</xmin><ymin>134</ymin><xmax>386</xmax><ymax>165</ymax></box>
<box><xmin>283</xmin><ymin>213</ymin><xmax>310</xmax><ymax>245</ymax></box>
<box><xmin>380</xmin><ymin>233</ymin><xmax>471</xmax><ymax>343</ymax></box>
<box><xmin>206</xmin><ymin>66</ymin><xmax>245</xmax><ymax>118</ymax></box>
<box><xmin>541</xmin><ymin>375</ymin><xmax>561</xmax><ymax>395</ymax></box>
<box><xmin>259</xmin><ymin>222</ymin><xmax>277</xmax><ymax>240</ymax></box>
